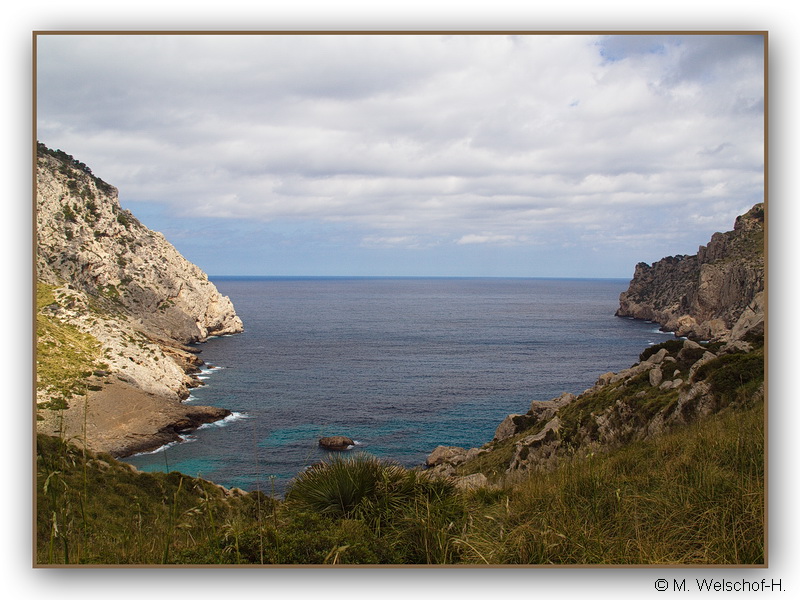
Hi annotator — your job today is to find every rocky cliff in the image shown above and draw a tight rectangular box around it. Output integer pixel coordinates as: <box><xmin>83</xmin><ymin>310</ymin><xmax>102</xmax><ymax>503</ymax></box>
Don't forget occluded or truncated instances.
<box><xmin>615</xmin><ymin>204</ymin><xmax>764</xmax><ymax>341</ymax></box>
<box><xmin>35</xmin><ymin>143</ymin><xmax>244</xmax><ymax>456</ymax></box>
<box><xmin>427</xmin><ymin>205</ymin><xmax>766</xmax><ymax>488</ymax></box>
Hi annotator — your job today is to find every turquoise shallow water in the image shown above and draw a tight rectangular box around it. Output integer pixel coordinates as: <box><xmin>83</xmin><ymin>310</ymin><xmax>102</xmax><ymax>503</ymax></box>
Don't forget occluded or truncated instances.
<box><xmin>124</xmin><ymin>277</ymin><xmax>670</xmax><ymax>495</ymax></box>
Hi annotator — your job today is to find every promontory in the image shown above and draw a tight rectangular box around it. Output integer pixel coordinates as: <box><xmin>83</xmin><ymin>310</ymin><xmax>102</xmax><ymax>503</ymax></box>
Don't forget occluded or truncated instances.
<box><xmin>35</xmin><ymin>143</ymin><xmax>244</xmax><ymax>456</ymax></box>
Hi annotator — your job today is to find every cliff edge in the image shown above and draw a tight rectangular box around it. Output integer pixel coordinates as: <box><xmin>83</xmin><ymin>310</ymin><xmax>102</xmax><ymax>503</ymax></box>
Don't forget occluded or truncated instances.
<box><xmin>615</xmin><ymin>204</ymin><xmax>764</xmax><ymax>341</ymax></box>
<box><xmin>35</xmin><ymin>143</ymin><xmax>243</xmax><ymax>456</ymax></box>
<box><xmin>427</xmin><ymin>204</ymin><xmax>765</xmax><ymax>489</ymax></box>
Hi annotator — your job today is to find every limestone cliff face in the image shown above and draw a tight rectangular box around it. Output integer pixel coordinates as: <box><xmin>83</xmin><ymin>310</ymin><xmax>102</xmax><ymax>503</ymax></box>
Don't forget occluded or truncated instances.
<box><xmin>36</xmin><ymin>151</ymin><xmax>243</xmax><ymax>345</ymax></box>
<box><xmin>35</xmin><ymin>145</ymin><xmax>243</xmax><ymax>455</ymax></box>
<box><xmin>616</xmin><ymin>204</ymin><xmax>764</xmax><ymax>341</ymax></box>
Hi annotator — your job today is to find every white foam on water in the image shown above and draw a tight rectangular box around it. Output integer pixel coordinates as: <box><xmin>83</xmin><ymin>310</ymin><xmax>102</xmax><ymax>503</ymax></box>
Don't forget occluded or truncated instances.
<box><xmin>196</xmin><ymin>411</ymin><xmax>250</xmax><ymax>430</ymax></box>
<box><xmin>132</xmin><ymin>433</ymin><xmax>197</xmax><ymax>456</ymax></box>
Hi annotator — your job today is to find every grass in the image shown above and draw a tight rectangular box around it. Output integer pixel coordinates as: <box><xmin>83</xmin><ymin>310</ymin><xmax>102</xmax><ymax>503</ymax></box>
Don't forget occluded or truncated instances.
<box><xmin>36</xmin><ymin>283</ymin><xmax>106</xmax><ymax>407</ymax></box>
<box><xmin>456</xmin><ymin>399</ymin><xmax>763</xmax><ymax>564</ymax></box>
<box><xmin>35</xmin><ymin>393</ymin><xmax>763</xmax><ymax>565</ymax></box>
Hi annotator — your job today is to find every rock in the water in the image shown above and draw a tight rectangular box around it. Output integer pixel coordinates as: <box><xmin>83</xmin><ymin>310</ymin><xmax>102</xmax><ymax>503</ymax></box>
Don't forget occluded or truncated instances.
<box><xmin>319</xmin><ymin>436</ymin><xmax>355</xmax><ymax>450</ymax></box>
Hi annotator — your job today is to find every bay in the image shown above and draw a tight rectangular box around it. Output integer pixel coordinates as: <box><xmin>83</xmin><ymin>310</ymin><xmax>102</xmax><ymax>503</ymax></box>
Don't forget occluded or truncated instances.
<box><xmin>124</xmin><ymin>277</ymin><xmax>671</xmax><ymax>495</ymax></box>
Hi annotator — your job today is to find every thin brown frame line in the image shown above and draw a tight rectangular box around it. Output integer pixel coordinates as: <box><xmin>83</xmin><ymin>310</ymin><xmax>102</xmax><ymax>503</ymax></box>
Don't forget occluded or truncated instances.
<box><xmin>32</xmin><ymin>30</ymin><xmax>768</xmax><ymax>35</ymax></box>
<box><xmin>31</xmin><ymin>31</ymin><xmax>768</xmax><ymax>568</ymax></box>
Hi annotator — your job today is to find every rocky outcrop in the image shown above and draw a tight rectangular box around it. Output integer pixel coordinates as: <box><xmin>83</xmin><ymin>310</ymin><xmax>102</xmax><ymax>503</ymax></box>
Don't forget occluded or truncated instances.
<box><xmin>427</xmin><ymin>336</ymin><xmax>764</xmax><ymax>482</ymax></box>
<box><xmin>424</xmin><ymin>204</ymin><xmax>765</xmax><ymax>489</ymax></box>
<box><xmin>35</xmin><ymin>143</ymin><xmax>244</xmax><ymax>455</ymax></box>
<box><xmin>616</xmin><ymin>204</ymin><xmax>764</xmax><ymax>341</ymax></box>
<box><xmin>36</xmin><ymin>147</ymin><xmax>243</xmax><ymax>345</ymax></box>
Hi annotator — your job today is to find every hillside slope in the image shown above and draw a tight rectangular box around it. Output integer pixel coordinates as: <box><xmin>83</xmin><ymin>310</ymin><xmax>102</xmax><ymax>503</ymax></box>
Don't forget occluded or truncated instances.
<box><xmin>35</xmin><ymin>143</ymin><xmax>243</xmax><ymax>456</ymax></box>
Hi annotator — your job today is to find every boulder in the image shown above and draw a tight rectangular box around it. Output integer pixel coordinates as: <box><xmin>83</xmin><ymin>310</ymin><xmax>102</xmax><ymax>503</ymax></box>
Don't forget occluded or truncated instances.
<box><xmin>645</xmin><ymin>348</ymin><xmax>669</xmax><ymax>364</ymax></box>
<box><xmin>688</xmin><ymin>351</ymin><xmax>719</xmax><ymax>380</ymax></box>
<box><xmin>426</xmin><ymin>445</ymin><xmax>468</xmax><ymax>467</ymax></box>
<box><xmin>319</xmin><ymin>436</ymin><xmax>355</xmax><ymax>450</ymax></box>
<box><xmin>494</xmin><ymin>413</ymin><xmax>537</xmax><ymax>442</ymax></box>
<box><xmin>649</xmin><ymin>367</ymin><xmax>663</xmax><ymax>387</ymax></box>
<box><xmin>453</xmin><ymin>473</ymin><xmax>489</xmax><ymax>491</ymax></box>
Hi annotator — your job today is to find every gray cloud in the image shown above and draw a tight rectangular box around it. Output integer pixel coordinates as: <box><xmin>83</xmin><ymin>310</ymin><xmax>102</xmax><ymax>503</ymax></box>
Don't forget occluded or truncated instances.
<box><xmin>36</xmin><ymin>33</ymin><xmax>764</xmax><ymax>275</ymax></box>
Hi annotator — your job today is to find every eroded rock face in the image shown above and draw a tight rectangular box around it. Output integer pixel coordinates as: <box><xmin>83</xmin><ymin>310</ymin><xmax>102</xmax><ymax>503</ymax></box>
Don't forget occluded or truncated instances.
<box><xmin>35</xmin><ymin>146</ymin><xmax>244</xmax><ymax>454</ymax></box>
<box><xmin>616</xmin><ymin>204</ymin><xmax>764</xmax><ymax>341</ymax></box>
<box><xmin>36</xmin><ymin>152</ymin><xmax>243</xmax><ymax>345</ymax></box>
<box><xmin>423</xmin><ymin>205</ymin><xmax>765</xmax><ymax>490</ymax></box>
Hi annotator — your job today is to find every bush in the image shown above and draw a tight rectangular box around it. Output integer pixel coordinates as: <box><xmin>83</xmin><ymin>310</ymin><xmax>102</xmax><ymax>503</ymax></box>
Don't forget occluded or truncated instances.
<box><xmin>287</xmin><ymin>452</ymin><xmax>396</xmax><ymax>518</ymax></box>
<box><xmin>694</xmin><ymin>352</ymin><xmax>764</xmax><ymax>404</ymax></box>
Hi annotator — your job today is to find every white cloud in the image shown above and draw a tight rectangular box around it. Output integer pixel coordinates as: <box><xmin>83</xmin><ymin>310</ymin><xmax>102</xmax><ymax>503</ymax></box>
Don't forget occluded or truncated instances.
<box><xmin>36</xmin><ymin>33</ymin><xmax>764</xmax><ymax>274</ymax></box>
<box><xmin>456</xmin><ymin>234</ymin><xmax>527</xmax><ymax>245</ymax></box>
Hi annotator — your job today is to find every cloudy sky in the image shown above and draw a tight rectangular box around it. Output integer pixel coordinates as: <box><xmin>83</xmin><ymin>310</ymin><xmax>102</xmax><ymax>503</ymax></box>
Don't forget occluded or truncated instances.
<box><xmin>36</xmin><ymin>33</ymin><xmax>764</xmax><ymax>278</ymax></box>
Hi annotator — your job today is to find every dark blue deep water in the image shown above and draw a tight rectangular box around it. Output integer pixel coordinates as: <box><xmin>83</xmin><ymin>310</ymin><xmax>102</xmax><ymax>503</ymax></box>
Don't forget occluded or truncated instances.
<box><xmin>124</xmin><ymin>277</ymin><xmax>671</xmax><ymax>495</ymax></box>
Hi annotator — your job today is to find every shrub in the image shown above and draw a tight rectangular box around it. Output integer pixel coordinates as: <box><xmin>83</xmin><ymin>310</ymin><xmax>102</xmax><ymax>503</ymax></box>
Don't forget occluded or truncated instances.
<box><xmin>62</xmin><ymin>205</ymin><xmax>78</xmax><ymax>223</ymax></box>
<box><xmin>286</xmin><ymin>453</ymin><xmax>390</xmax><ymax>518</ymax></box>
<box><xmin>693</xmin><ymin>352</ymin><xmax>764</xmax><ymax>404</ymax></box>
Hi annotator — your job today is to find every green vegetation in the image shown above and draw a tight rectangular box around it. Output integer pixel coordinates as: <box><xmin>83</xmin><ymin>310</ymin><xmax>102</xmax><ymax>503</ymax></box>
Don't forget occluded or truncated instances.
<box><xmin>62</xmin><ymin>204</ymin><xmax>78</xmax><ymax>223</ymax></box>
<box><xmin>116</xmin><ymin>212</ymin><xmax>130</xmax><ymax>227</ymax></box>
<box><xmin>460</xmin><ymin>400</ymin><xmax>763</xmax><ymax>564</ymax></box>
<box><xmin>36</xmin><ymin>393</ymin><xmax>764</xmax><ymax>565</ymax></box>
<box><xmin>38</xmin><ymin>141</ymin><xmax>115</xmax><ymax>195</ymax></box>
<box><xmin>694</xmin><ymin>351</ymin><xmax>764</xmax><ymax>405</ymax></box>
<box><xmin>36</xmin><ymin>283</ymin><xmax>107</xmax><ymax>408</ymax></box>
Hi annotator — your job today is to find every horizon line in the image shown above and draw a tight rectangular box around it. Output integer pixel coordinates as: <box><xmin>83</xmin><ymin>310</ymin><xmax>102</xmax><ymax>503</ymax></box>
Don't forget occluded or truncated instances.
<box><xmin>208</xmin><ymin>274</ymin><xmax>633</xmax><ymax>280</ymax></box>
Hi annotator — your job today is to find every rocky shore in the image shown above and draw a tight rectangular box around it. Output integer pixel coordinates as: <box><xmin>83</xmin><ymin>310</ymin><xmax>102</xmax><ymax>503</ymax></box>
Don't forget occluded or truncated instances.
<box><xmin>616</xmin><ymin>203</ymin><xmax>764</xmax><ymax>341</ymax></box>
<box><xmin>38</xmin><ymin>377</ymin><xmax>231</xmax><ymax>457</ymax></box>
<box><xmin>35</xmin><ymin>143</ymin><xmax>243</xmax><ymax>456</ymax></box>
<box><xmin>426</xmin><ymin>204</ymin><xmax>765</xmax><ymax>489</ymax></box>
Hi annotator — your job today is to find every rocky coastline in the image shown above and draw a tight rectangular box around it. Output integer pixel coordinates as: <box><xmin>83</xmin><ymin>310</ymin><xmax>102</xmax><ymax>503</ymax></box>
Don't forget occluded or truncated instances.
<box><xmin>616</xmin><ymin>204</ymin><xmax>764</xmax><ymax>341</ymax></box>
<box><xmin>35</xmin><ymin>143</ymin><xmax>243</xmax><ymax>457</ymax></box>
<box><xmin>35</xmin><ymin>145</ymin><xmax>765</xmax><ymax>485</ymax></box>
<box><xmin>425</xmin><ymin>204</ymin><xmax>765</xmax><ymax>489</ymax></box>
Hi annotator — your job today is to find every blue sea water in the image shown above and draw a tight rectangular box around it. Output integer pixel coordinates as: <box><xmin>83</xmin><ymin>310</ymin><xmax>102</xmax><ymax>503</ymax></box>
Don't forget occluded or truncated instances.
<box><xmin>124</xmin><ymin>277</ymin><xmax>671</xmax><ymax>495</ymax></box>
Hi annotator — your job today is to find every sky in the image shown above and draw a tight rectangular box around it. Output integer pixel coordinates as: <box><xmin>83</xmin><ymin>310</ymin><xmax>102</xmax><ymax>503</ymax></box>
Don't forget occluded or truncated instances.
<box><xmin>36</xmin><ymin>33</ymin><xmax>765</xmax><ymax>278</ymax></box>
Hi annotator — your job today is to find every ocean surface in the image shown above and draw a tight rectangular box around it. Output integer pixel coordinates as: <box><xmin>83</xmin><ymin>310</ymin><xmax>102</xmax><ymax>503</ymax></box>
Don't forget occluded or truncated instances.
<box><xmin>124</xmin><ymin>277</ymin><xmax>672</xmax><ymax>495</ymax></box>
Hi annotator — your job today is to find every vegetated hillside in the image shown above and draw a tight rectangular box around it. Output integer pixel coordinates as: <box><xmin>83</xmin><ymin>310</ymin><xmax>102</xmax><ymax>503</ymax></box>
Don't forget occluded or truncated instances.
<box><xmin>428</xmin><ymin>333</ymin><xmax>763</xmax><ymax>487</ymax></box>
<box><xmin>35</xmin><ymin>142</ymin><xmax>243</xmax><ymax>456</ymax></box>
<box><xmin>36</xmin><ymin>291</ymin><xmax>765</xmax><ymax>566</ymax></box>
<box><xmin>616</xmin><ymin>203</ymin><xmax>764</xmax><ymax>341</ymax></box>
<box><xmin>36</xmin><ymin>391</ymin><xmax>763</xmax><ymax>565</ymax></box>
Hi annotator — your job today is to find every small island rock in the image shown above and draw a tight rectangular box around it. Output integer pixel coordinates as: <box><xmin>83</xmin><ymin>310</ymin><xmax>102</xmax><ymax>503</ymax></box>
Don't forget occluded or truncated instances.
<box><xmin>319</xmin><ymin>436</ymin><xmax>355</xmax><ymax>450</ymax></box>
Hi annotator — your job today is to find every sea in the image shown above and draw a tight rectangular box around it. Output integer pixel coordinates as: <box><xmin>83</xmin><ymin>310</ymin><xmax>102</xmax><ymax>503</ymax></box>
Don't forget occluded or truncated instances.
<box><xmin>123</xmin><ymin>277</ymin><xmax>672</xmax><ymax>496</ymax></box>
